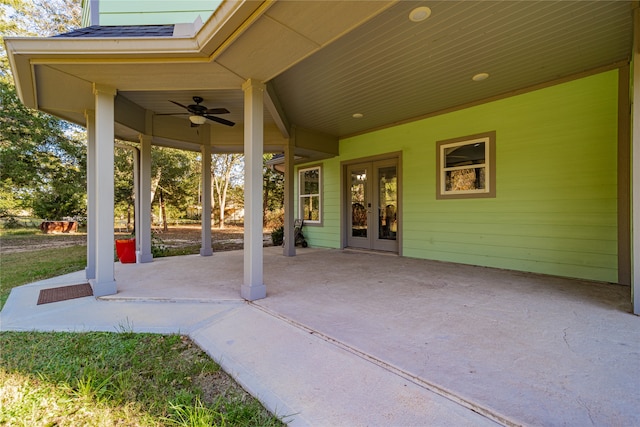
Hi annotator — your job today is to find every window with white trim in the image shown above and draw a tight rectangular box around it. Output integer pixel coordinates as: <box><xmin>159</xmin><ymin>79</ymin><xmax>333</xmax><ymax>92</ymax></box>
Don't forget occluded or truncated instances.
<box><xmin>436</xmin><ymin>132</ymin><xmax>496</xmax><ymax>199</ymax></box>
<box><xmin>299</xmin><ymin>166</ymin><xmax>321</xmax><ymax>223</ymax></box>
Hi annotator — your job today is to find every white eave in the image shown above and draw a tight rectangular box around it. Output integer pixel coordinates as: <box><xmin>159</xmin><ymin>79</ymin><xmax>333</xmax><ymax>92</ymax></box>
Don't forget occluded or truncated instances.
<box><xmin>4</xmin><ymin>0</ymin><xmax>267</xmax><ymax>109</ymax></box>
<box><xmin>4</xmin><ymin>1</ymin><xmax>633</xmax><ymax>145</ymax></box>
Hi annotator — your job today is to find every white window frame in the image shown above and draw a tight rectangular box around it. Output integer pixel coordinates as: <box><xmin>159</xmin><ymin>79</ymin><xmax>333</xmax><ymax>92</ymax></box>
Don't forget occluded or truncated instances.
<box><xmin>298</xmin><ymin>165</ymin><xmax>322</xmax><ymax>224</ymax></box>
<box><xmin>436</xmin><ymin>131</ymin><xmax>496</xmax><ymax>199</ymax></box>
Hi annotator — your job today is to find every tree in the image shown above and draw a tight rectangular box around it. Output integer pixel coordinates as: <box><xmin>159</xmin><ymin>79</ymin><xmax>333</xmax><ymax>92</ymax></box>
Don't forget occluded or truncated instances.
<box><xmin>263</xmin><ymin>154</ymin><xmax>284</xmax><ymax>227</ymax></box>
<box><xmin>0</xmin><ymin>79</ymin><xmax>87</xmax><ymax>219</ymax></box>
<box><xmin>152</xmin><ymin>147</ymin><xmax>199</xmax><ymax>230</ymax></box>
<box><xmin>113</xmin><ymin>143</ymin><xmax>137</xmax><ymax>229</ymax></box>
<box><xmin>0</xmin><ymin>0</ymin><xmax>81</xmax><ymax>40</ymax></box>
<box><xmin>211</xmin><ymin>154</ymin><xmax>243</xmax><ymax>229</ymax></box>
<box><xmin>112</xmin><ymin>145</ymin><xmax>200</xmax><ymax>231</ymax></box>
<box><xmin>1</xmin><ymin>0</ymin><xmax>84</xmax><ymax>220</ymax></box>
<box><xmin>225</xmin><ymin>183</ymin><xmax>244</xmax><ymax>225</ymax></box>
<box><xmin>1</xmin><ymin>0</ymin><xmax>81</xmax><ymax>73</ymax></box>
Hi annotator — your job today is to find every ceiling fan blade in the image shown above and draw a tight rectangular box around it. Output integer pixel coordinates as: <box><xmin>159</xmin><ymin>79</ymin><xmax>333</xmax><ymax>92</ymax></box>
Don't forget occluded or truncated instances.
<box><xmin>205</xmin><ymin>108</ymin><xmax>230</xmax><ymax>115</ymax></box>
<box><xmin>204</xmin><ymin>115</ymin><xmax>235</xmax><ymax>127</ymax></box>
<box><xmin>169</xmin><ymin>100</ymin><xmax>190</xmax><ymax>110</ymax></box>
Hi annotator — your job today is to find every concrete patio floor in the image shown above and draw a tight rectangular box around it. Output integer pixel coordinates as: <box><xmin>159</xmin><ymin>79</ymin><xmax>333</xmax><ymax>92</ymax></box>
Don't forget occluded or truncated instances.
<box><xmin>1</xmin><ymin>246</ymin><xmax>638</xmax><ymax>426</ymax></box>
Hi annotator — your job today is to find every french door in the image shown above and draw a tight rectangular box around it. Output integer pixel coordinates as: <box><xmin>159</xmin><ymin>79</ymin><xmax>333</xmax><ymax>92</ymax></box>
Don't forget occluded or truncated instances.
<box><xmin>346</xmin><ymin>158</ymin><xmax>399</xmax><ymax>252</ymax></box>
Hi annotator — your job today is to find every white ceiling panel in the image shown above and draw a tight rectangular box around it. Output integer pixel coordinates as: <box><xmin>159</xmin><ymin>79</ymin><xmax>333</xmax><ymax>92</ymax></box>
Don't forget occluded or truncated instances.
<box><xmin>215</xmin><ymin>15</ymin><xmax>319</xmax><ymax>82</ymax></box>
<box><xmin>271</xmin><ymin>1</ymin><xmax>632</xmax><ymax>137</ymax></box>
<box><xmin>264</xmin><ymin>0</ymin><xmax>395</xmax><ymax>46</ymax></box>
<box><xmin>49</xmin><ymin>61</ymin><xmax>244</xmax><ymax>92</ymax></box>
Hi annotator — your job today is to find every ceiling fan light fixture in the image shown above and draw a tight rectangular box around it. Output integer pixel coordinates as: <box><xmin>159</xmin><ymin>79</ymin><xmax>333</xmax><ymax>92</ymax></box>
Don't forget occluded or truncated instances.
<box><xmin>189</xmin><ymin>115</ymin><xmax>207</xmax><ymax>125</ymax></box>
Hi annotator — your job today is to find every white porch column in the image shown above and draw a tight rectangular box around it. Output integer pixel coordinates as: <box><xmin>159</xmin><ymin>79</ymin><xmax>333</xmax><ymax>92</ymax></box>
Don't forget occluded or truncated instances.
<box><xmin>633</xmin><ymin>52</ymin><xmax>640</xmax><ymax>315</ymax></box>
<box><xmin>241</xmin><ymin>79</ymin><xmax>267</xmax><ymax>300</ymax></box>
<box><xmin>84</xmin><ymin>110</ymin><xmax>96</xmax><ymax>280</ymax></box>
<box><xmin>90</xmin><ymin>84</ymin><xmax>117</xmax><ymax>297</ymax></box>
<box><xmin>137</xmin><ymin>135</ymin><xmax>153</xmax><ymax>263</ymax></box>
<box><xmin>632</xmin><ymin>9</ymin><xmax>640</xmax><ymax>315</ymax></box>
<box><xmin>200</xmin><ymin>143</ymin><xmax>213</xmax><ymax>256</ymax></box>
<box><xmin>132</xmin><ymin>146</ymin><xmax>140</xmax><ymax>245</ymax></box>
<box><xmin>283</xmin><ymin>134</ymin><xmax>296</xmax><ymax>256</ymax></box>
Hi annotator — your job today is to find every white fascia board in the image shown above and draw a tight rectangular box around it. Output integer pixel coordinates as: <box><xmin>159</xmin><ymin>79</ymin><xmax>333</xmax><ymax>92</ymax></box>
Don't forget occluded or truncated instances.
<box><xmin>2</xmin><ymin>1</ymin><xmax>264</xmax><ymax>60</ymax></box>
<box><xmin>5</xmin><ymin>51</ymin><xmax>37</xmax><ymax>108</ymax></box>
<box><xmin>4</xmin><ymin>36</ymin><xmax>205</xmax><ymax>60</ymax></box>
<box><xmin>173</xmin><ymin>16</ymin><xmax>204</xmax><ymax>38</ymax></box>
<box><xmin>195</xmin><ymin>0</ymin><xmax>270</xmax><ymax>57</ymax></box>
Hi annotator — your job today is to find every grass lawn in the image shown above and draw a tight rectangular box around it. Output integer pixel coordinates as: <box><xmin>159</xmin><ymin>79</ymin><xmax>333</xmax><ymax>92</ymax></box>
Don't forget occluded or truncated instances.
<box><xmin>0</xmin><ymin>245</ymin><xmax>87</xmax><ymax>309</ymax></box>
<box><xmin>0</xmin><ymin>227</ymin><xmax>285</xmax><ymax>426</ymax></box>
<box><xmin>0</xmin><ymin>331</ymin><xmax>282</xmax><ymax>426</ymax></box>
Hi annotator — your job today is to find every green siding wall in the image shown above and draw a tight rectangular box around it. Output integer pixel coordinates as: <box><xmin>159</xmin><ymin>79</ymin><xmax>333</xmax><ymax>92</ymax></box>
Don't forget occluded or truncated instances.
<box><xmin>294</xmin><ymin>164</ymin><xmax>341</xmax><ymax>248</ymax></box>
<box><xmin>93</xmin><ymin>1</ymin><xmax>220</xmax><ymax>26</ymax></box>
<box><xmin>300</xmin><ymin>70</ymin><xmax>619</xmax><ymax>283</ymax></box>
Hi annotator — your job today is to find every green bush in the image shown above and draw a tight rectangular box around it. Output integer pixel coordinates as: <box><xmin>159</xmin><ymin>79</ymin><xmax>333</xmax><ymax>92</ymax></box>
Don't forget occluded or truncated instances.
<box><xmin>151</xmin><ymin>232</ymin><xmax>168</xmax><ymax>257</ymax></box>
<box><xmin>1</xmin><ymin>216</ymin><xmax>21</xmax><ymax>229</ymax></box>
<box><xmin>271</xmin><ymin>226</ymin><xmax>284</xmax><ymax>246</ymax></box>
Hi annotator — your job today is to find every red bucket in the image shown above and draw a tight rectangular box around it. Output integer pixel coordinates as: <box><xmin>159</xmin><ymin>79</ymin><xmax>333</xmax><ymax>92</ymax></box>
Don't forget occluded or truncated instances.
<box><xmin>115</xmin><ymin>238</ymin><xmax>136</xmax><ymax>263</ymax></box>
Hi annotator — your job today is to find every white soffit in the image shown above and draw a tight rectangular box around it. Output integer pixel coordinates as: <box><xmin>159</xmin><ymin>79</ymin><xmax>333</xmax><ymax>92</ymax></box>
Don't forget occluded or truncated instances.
<box><xmin>34</xmin><ymin>65</ymin><xmax>93</xmax><ymax>113</ymax></box>
<box><xmin>45</xmin><ymin>61</ymin><xmax>244</xmax><ymax>91</ymax></box>
<box><xmin>265</xmin><ymin>0</ymin><xmax>396</xmax><ymax>46</ymax></box>
<box><xmin>271</xmin><ymin>0</ymin><xmax>633</xmax><ymax>137</ymax></box>
<box><xmin>215</xmin><ymin>0</ymin><xmax>396</xmax><ymax>81</ymax></box>
<box><xmin>215</xmin><ymin>15</ymin><xmax>319</xmax><ymax>82</ymax></box>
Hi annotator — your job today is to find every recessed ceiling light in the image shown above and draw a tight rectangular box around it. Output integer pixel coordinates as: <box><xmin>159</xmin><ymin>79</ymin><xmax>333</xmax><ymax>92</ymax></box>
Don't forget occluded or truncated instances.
<box><xmin>352</xmin><ymin>113</ymin><xmax>364</xmax><ymax>119</ymax></box>
<box><xmin>409</xmin><ymin>6</ymin><xmax>431</xmax><ymax>22</ymax></box>
<box><xmin>472</xmin><ymin>72</ymin><xmax>490</xmax><ymax>82</ymax></box>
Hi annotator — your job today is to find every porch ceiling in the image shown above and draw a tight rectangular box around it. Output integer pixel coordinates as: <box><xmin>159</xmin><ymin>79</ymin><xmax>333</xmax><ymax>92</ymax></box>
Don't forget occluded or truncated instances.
<box><xmin>272</xmin><ymin>0</ymin><xmax>632</xmax><ymax>137</ymax></box>
<box><xmin>5</xmin><ymin>0</ymin><xmax>633</xmax><ymax>151</ymax></box>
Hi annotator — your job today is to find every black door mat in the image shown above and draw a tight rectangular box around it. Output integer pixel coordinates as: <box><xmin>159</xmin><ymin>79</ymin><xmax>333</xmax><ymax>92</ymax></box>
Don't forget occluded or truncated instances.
<box><xmin>37</xmin><ymin>283</ymin><xmax>93</xmax><ymax>305</ymax></box>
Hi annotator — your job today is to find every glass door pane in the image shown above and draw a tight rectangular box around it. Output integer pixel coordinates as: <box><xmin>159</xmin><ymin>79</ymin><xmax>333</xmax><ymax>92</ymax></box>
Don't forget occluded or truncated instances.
<box><xmin>377</xmin><ymin>165</ymin><xmax>397</xmax><ymax>241</ymax></box>
<box><xmin>345</xmin><ymin>158</ymin><xmax>398</xmax><ymax>252</ymax></box>
<box><xmin>350</xmin><ymin>168</ymin><xmax>368</xmax><ymax>238</ymax></box>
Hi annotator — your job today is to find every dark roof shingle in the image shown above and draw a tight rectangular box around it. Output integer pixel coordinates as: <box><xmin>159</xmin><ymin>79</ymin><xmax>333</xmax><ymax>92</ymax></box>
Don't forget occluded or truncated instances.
<box><xmin>53</xmin><ymin>25</ymin><xmax>175</xmax><ymax>38</ymax></box>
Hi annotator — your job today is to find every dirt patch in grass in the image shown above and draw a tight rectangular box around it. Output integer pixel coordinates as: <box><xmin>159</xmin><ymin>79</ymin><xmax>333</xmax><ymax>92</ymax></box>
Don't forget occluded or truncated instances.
<box><xmin>0</xmin><ymin>233</ymin><xmax>88</xmax><ymax>254</ymax></box>
<box><xmin>148</xmin><ymin>225</ymin><xmax>247</xmax><ymax>252</ymax></box>
<box><xmin>1</xmin><ymin>224</ymin><xmax>273</xmax><ymax>254</ymax></box>
<box><xmin>148</xmin><ymin>225</ymin><xmax>274</xmax><ymax>253</ymax></box>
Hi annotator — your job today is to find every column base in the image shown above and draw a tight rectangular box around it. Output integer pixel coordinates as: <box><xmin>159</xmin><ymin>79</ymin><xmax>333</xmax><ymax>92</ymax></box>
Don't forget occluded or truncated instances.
<box><xmin>241</xmin><ymin>284</ymin><xmax>267</xmax><ymax>301</ymax></box>
<box><xmin>85</xmin><ymin>266</ymin><xmax>95</xmax><ymax>281</ymax></box>
<box><xmin>89</xmin><ymin>278</ymin><xmax>117</xmax><ymax>297</ymax></box>
<box><xmin>200</xmin><ymin>248</ymin><xmax>213</xmax><ymax>257</ymax></box>
<box><xmin>282</xmin><ymin>244</ymin><xmax>296</xmax><ymax>257</ymax></box>
<box><xmin>136</xmin><ymin>251</ymin><xmax>153</xmax><ymax>263</ymax></box>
